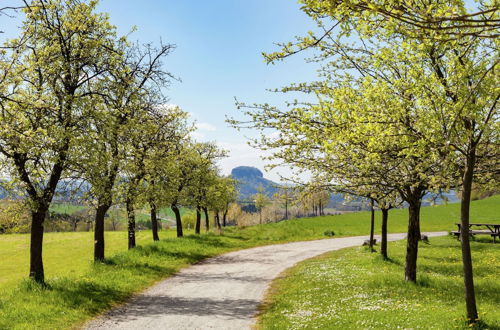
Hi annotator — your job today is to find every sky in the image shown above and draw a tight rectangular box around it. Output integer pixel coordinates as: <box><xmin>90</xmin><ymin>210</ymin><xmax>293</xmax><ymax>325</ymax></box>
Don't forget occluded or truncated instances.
<box><xmin>0</xmin><ymin>0</ymin><xmax>320</xmax><ymax>182</ymax></box>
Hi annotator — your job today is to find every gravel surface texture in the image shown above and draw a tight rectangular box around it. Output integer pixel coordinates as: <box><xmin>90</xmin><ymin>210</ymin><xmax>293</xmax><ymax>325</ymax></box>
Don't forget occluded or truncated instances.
<box><xmin>84</xmin><ymin>232</ymin><xmax>447</xmax><ymax>330</ymax></box>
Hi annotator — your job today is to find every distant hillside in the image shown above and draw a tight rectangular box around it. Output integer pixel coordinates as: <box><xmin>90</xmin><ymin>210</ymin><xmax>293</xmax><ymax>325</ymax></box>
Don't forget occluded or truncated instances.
<box><xmin>231</xmin><ymin>166</ymin><xmax>278</xmax><ymax>200</ymax></box>
<box><xmin>229</xmin><ymin>166</ymin><xmax>460</xmax><ymax>211</ymax></box>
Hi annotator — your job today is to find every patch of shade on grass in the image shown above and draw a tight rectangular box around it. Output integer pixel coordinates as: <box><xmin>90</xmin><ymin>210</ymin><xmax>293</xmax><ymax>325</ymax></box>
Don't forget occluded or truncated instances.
<box><xmin>258</xmin><ymin>236</ymin><xmax>500</xmax><ymax>330</ymax></box>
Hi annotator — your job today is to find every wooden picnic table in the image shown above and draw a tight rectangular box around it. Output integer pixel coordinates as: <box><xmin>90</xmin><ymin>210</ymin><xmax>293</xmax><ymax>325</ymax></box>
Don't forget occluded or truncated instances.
<box><xmin>452</xmin><ymin>223</ymin><xmax>500</xmax><ymax>243</ymax></box>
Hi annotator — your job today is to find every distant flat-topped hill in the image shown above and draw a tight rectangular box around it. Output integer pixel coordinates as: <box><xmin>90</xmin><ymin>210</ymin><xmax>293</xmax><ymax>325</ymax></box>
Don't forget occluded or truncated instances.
<box><xmin>230</xmin><ymin>166</ymin><xmax>278</xmax><ymax>200</ymax></box>
<box><xmin>230</xmin><ymin>166</ymin><xmax>459</xmax><ymax>209</ymax></box>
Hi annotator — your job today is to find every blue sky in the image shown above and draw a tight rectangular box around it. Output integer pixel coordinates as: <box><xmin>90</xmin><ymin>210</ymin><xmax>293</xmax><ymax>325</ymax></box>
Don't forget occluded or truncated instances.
<box><xmin>1</xmin><ymin>0</ymin><xmax>319</xmax><ymax>181</ymax></box>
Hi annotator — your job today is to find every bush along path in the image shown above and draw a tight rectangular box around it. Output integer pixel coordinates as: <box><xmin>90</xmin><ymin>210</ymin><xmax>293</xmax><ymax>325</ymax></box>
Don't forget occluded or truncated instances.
<box><xmin>85</xmin><ymin>232</ymin><xmax>446</xmax><ymax>330</ymax></box>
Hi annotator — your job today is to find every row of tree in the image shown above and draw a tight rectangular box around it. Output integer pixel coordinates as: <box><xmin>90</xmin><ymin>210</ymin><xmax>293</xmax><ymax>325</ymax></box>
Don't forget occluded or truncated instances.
<box><xmin>231</xmin><ymin>0</ymin><xmax>499</xmax><ymax>323</ymax></box>
<box><xmin>0</xmin><ymin>0</ymin><xmax>237</xmax><ymax>284</ymax></box>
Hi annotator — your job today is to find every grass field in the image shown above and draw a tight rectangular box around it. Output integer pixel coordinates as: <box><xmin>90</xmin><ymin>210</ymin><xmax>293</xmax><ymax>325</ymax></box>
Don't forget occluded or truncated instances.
<box><xmin>258</xmin><ymin>236</ymin><xmax>500</xmax><ymax>329</ymax></box>
<box><xmin>136</xmin><ymin>206</ymin><xmax>191</xmax><ymax>223</ymax></box>
<box><xmin>49</xmin><ymin>203</ymin><xmax>86</xmax><ymax>215</ymax></box>
<box><xmin>235</xmin><ymin>194</ymin><xmax>499</xmax><ymax>241</ymax></box>
<box><xmin>0</xmin><ymin>195</ymin><xmax>498</xmax><ymax>329</ymax></box>
<box><xmin>0</xmin><ymin>231</ymin><xmax>158</xmax><ymax>290</ymax></box>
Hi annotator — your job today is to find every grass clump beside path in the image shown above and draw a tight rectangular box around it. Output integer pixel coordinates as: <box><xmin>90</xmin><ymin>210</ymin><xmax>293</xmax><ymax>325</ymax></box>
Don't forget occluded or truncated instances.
<box><xmin>258</xmin><ymin>236</ymin><xmax>500</xmax><ymax>329</ymax></box>
<box><xmin>0</xmin><ymin>195</ymin><xmax>498</xmax><ymax>329</ymax></box>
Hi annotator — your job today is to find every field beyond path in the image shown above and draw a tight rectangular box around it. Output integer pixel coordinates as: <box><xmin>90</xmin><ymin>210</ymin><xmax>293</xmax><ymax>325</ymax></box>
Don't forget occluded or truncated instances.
<box><xmin>85</xmin><ymin>232</ymin><xmax>446</xmax><ymax>330</ymax></box>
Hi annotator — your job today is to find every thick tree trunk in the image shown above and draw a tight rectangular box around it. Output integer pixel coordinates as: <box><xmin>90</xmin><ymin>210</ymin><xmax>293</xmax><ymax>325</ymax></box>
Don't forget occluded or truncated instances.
<box><xmin>126</xmin><ymin>198</ymin><xmax>136</xmax><ymax>249</ymax></box>
<box><xmin>195</xmin><ymin>206</ymin><xmax>201</xmax><ymax>234</ymax></box>
<box><xmin>94</xmin><ymin>202</ymin><xmax>110</xmax><ymax>262</ymax></box>
<box><xmin>369</xmin><ymin>198</ymin><xmax>375</xmax><ymax>252</ymax></box>
<box><xmin>381</xmin><ymin>208</ymin><xmax>389</xmax><ymax>260</ymax></box>
<box><xmin>405</xmin><ymin>198</ymin><xmax>422</xmax><ymax>282</ymax></box>
<box><xmin>17</xmin><ymin>143</ymin><xmax>68</xmax><ymax>284</ymax></box>
<box><xmin>460</xmin><ymin>151</ymin><xmax>478</xmax><ymax>322</ymax></box>
<box><xmin>172</xmin><ymin>204</ymin><xmax>183</xmax><ymax>237</ymax></box>
<box><xmin>203</xmin><ymin>207</ymin><xmax>209</xmax><ymax>231</ymax></box>
<box><xmin>29</xmin><ymin>209</ymin><xmax>47</xmax><ymax>283</ymax></box>
<box><xmin>150</xmin><ymin>201</ymin><xmax>160</xmax><ymax>241</ymax></box>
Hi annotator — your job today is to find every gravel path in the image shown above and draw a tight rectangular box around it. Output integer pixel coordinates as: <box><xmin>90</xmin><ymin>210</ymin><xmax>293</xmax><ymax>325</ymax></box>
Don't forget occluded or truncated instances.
<box><xmin>84</xmin><ymin>232</ymin><xmax>447</xmax><ymax>330</ymax></box>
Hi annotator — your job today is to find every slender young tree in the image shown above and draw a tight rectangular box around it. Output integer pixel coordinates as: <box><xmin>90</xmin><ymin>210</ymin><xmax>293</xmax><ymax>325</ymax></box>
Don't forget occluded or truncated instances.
<box><xmin>253</xmin><ymin>185</ymin><xmax>269</xmax><ymax>224</ymax></box>
<box><xmin>273</xmin><ymin>186</ymin><xmax>295</xmax><ymax>220</ymax></box>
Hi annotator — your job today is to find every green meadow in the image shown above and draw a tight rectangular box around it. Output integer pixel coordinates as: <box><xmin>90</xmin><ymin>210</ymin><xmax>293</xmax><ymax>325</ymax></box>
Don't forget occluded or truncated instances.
<box><xmin>258</xmin><ymin>236</ymin><xmax>500</xmax><ymax>329</ymax></box>
<box><xmin>0</xmin><ymin>195</ymin><xmax>498</xmax><ymax>329</ymax></box>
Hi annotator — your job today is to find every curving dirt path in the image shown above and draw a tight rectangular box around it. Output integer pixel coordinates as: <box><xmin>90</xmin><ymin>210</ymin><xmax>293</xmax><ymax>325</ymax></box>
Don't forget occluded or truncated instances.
<box><xmin>84</xmin><ymin>232</ymin><xmax>447</xmax><ymax>330</ymax></box>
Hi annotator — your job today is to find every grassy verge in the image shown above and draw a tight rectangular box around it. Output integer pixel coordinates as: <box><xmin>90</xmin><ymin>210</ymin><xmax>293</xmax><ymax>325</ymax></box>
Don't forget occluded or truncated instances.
<box><xmin>0</xmin><ymin>195</ymin><xmax>498</xmax><ymax>329</ymax></box>
<box><xmin>258</xmin><ymin>236</ymin><xmax>500</xmax><ymax>329</ymax></box>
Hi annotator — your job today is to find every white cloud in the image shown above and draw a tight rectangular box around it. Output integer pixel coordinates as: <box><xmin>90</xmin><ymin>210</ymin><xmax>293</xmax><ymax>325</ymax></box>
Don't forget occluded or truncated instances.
<box><xmin>195</xmin><ymin>122</ymin><xmax>217</xmax><ymax>131</ymax></box>
<box><xmin>156</xmin><ymin>103</ymin><xmax>181</xmax><ymax>113</ymax></box>
<box><xmin>189</xmin><ymin>131</ymin><xmax>205</xmax><ymax>140</ymax></box>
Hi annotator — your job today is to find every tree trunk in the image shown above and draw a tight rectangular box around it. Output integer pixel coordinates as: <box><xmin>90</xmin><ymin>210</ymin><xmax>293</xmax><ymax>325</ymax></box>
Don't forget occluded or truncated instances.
<box><xmin>150</xmin><ymin>201</ymin><xmax>159</xmax><ymax>241</ymax></box>
<box><xmin>15</xmin><ymin>145</ymin><xmax>67</xmax><ymax>284</ymax></box>
<box><xmin>195</xmin><ymin>206</ymin><xmax>201</xmax><ymax>234</ymax></box>
<box><xmin>223</xmin><ymin>209</ymin><xmax>228</xmax><ymax>227</ymax></box>
<box><xmin>215</xmin><ymin>211</ymin><xmax>222</xmax><ymax>230</ymax></box>
<box><xmin>126</xmin><ymin>198</ymin><xmax>136</xmax><ymax>249</ymax></box>
<box><xmin>460</xmin><ymin>149</ymin><xmax>478</xmax><ymax>322</ymax></box>
<box><xmin>203</xmin><ymin>207</ymin><xmax>209</xmax><ymax>231</ymax></box>
<box><xmin>94</xmin><ymin>202</ymin><xmax>110</xmax><ymax>262</ymax></box>
<box><xmin>284</xmin><ymin>198</ymin><xmax>288</xmax><ymax>220</ymax></box>
<box><xmin>172</xmin><ymin>204</ymin><xmax>183</xmax><ymax>237</ymax></box>
<box><xmin>405</xmin><ymin>197</ymin><xmax>422</xmax><ymax>282</ymax></box>
<box><xmin>369</xmin><ymin>198</ymin><xmax>375</xmax><ymax>252</ymax></box>
<box><xmin>381</xmin><ymin>208</ymin><xmax>389</xmax><ymax>260</ymax></box>
<box><xmin>29</xmin><ymin>209</ymin><xmax>46</xmax><ymax>283</ymax></box>
<box><xmin>259</xmin><ymin>209</ymin><xmax>262</xmax><ymax>224</ymax></box>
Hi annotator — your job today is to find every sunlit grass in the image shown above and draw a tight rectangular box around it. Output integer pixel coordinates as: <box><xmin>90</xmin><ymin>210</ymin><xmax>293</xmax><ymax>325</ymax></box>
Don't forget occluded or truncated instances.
<box><xmin>0</xmin><ymin>195</ymin><xmax>498</xmax><ymax>329</ymax></box>
<box><xmin>0</xmin><ymin>230</ymin><xmax>164</xmax><ymax>290</ymax></box>
<box><xmin>49</xmin><ymin>203</ymin><xmax>86</xmax><ymax>214</ymax></box>
<box><xmin>258</xmin><ymin>236</ymin><xmax>500</xmax><ymax>329</ymax></box>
